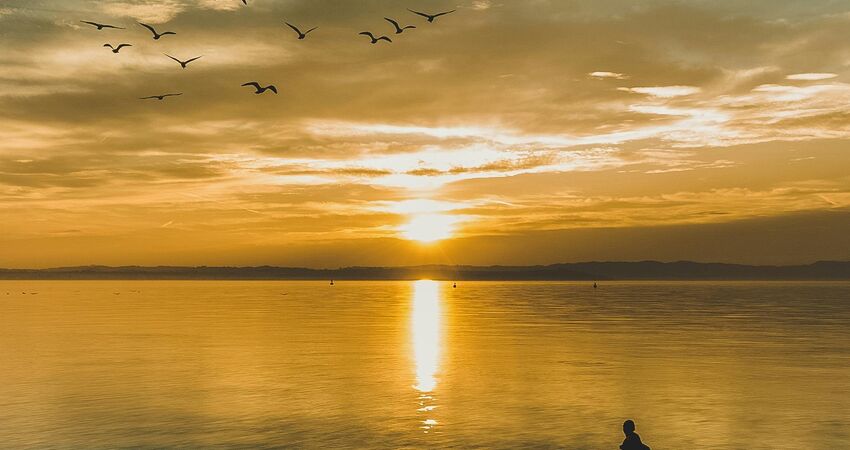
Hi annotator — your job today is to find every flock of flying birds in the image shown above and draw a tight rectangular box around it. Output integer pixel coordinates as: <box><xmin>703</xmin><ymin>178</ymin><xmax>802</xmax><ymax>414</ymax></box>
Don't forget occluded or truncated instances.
<box><xmin>79</xmin><ymin>4</ymin><xmax>457</xmax><ymax>101</ymax></box>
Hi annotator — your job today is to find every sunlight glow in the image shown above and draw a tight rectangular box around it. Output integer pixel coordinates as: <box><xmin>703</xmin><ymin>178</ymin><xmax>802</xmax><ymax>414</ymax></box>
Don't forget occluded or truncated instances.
<box><xmin>400</xmin><ymin>214</ymin><xmax>457</xmax><ymax>243</ymax></box>
<box><xmin>380</xmin><ymin>199</ymin><xmax>468</xmax><ymax>215</ymax></box>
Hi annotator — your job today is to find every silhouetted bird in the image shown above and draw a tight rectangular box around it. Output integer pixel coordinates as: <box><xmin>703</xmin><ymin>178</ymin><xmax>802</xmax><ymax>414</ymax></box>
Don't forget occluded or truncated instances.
<box><xmin>241</xmin><ymin>0</ymin><xmax>247</xmax><ymax>4</ymax></box>
<box><xmin>103</xmin><ymin>43</ymin><xmax>132</xmax><ymax>53</ymax></box>
<box><xmin>139</xmin><ymin>22</ymin><xmax>176</xmax><ymax>40</ymax></box>
<box><xmin>384</xmin><ymin>17</ymin><xmax>416</xmax><ymax>34</ymax></box>
<box><xmin>620</xmin><ymin>420</ymin><xmax>651</xmax><ymax>450</ymax></box>
<box><xmin>407</xmin><ymin>9</ymin><xmax>456</xmax><ymax>23</ymax></box>
<box><xmin>285</xmin><ymin>22</ymin><xmax>317</xmax><ymax>40</ymax></box>
<box><xmin>140</xmin><ymin>93</ymin><xmax>183</xmax><ymax>100</ymax></box>
<box><xmin>359</xmin><ymin>31</ymin><xmax>392</xmax><ymax>44</ymax></box>
<box><xmin>165</xmin><ymin>54</ymin><xmax>202</xmax><ymax>68</ymax></box>
<box><xmin>241</xmin><ymin>82</ymin><xmax>278</xmax><ymax>94</ymax></box>
<box><xmin>80</xmin><ymin>21</ymin><xmax>124</xmax><ymax>30</ymax></box>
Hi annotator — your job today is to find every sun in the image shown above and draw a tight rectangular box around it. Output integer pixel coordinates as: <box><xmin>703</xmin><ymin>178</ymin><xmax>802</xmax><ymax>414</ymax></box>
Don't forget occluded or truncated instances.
<box><xmin>400</xmin><ymin>214</ymin><xmax>457</xmax><ymax>243</ymax></box>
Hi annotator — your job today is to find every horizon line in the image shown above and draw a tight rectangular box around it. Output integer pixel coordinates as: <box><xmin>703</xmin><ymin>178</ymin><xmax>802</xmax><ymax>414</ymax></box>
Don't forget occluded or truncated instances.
<box><xmin>2</xmin><ymin>260</ymin><xmax>848</xmax><ymax>281</ymax></box>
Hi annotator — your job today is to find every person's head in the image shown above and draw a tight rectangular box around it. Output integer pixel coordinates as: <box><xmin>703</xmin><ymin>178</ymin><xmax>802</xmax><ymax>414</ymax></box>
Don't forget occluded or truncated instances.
<box><xmin>623</xmin><ymin>420</ymin><xmax>636</xmax><ymax>435</ymax></box>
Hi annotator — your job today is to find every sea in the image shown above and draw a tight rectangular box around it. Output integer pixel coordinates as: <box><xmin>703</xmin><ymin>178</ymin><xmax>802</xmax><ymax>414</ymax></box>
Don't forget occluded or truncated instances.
<box><xmin>1</xmin><ymin>280</ymin><xmax>848</xmax><ymax>449</ymax></box>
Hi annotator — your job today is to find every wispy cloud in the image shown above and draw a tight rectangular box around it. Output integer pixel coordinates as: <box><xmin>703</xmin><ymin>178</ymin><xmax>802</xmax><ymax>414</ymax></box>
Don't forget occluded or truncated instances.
<box><xmin>786</xmin><ymin>73</ymin><xmax>838</xmax><ymax>81</ymax></box>
<box><xmin>589</xmin><ymin>71</ymin><xmax>627</xmax><ymax>79</ymax></box>
<box><xmin>618</xmin><ymin>86</ymin><xmax>702</xmax><ymax>98</ymax></box>
<box><xmin>99</xmin><ymin>0</ymin><xmax>187</xmax><ymax>23</ymax></box>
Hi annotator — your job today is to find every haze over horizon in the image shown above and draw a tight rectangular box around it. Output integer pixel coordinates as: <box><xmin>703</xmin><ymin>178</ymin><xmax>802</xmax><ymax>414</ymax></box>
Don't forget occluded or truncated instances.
<box><xmin>1</xmin><ymin>0</ymin><xmax>849</xmax><ymax>268</ymax></box>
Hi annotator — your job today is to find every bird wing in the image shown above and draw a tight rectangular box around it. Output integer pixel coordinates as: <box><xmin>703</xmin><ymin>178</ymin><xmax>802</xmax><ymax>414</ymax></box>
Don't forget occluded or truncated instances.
<box><xmin>378</xmin><ymin>36</ymin><xmax>392</xmax><ymax>42</ymax></box>
<box><xmin>163</xmin><ymin>93</ymin><xmax>183</xmax><ymax>97</ymax></box>
<box><xmin>116</xmin><ymin>44</ymin><xmax>132</xmax><ymax>50</ymax></box>
<box><xmin>103</xmin><ymin>44</ymin><xmax>114</xmax><ymax>49</ymax></box>
<box><xmin>359</xmin><ymin>31</ymin><xmax>375</xmax><ymax>38</ymax></box>
<box><xmin>161</xmin><ymin>31</ymin><xmax>176</xmax><ymax>36</ymax></box>
<box><xmin>433</xmin><ymin>9</ymin><xmax>456</xmax><ymax>17</ymax></box>
<box><xmin>304</xmin><ymin>26</ymin><xmax>318</xmax><ymax>35</ymax></box>
<box><xmin>404</xmin><ymin>25</ymin><xmax>417</xmax><ymax>30</ymax></box>
<box><xmin>139</xmin><ymin>96</ymin><xmax>158</xmax><ymax>100</ymax></box>
<box><xmin>81</xmin><ymin>21</ymin><xmax>100</xmax><ymax>27</ymax></box>
<box><xmin>138</xmin><ymin>22</ymin><xmax>157</xmax><ymax>35</ymax></box>
<box><xmin>241</xmin><ymin>82</ymin><xmax>261</xmax><ymax>89</ymax></box>
<box><xmin>103</xmin><ymin>24</ymin><xmax>124</xmax><ymax>29</ymax></box>
<box><xmin>384</xmin><ymin>17</ymin><xmax>401</xmax><ymax>31</ymax></box>
<box><xmin>267</xmin><ymin>85</ymin><xmax>278</xmax><ymax>94</ymax></box>
<box><xmin>184</xmin><ymin>56</ymin><xmax>203</xmax><ymax>64</ymax></box>
<box><xmin>164</xmin><ymin>54</ymin><xmax>181</xmax><ymax>64</ymax></box>
<box><xmin>407</xmin><ymin>9</ymin><xmax>431</xmax><ymax>19</ymax></box>
<box><xmin>285</xmin><ymin>22</ymin><xmax>302</xmax><ymax>35</ymax></box>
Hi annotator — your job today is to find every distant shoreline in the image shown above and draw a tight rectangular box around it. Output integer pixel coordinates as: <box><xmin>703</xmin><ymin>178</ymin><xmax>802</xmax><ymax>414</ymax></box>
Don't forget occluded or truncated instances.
<box><xmin>1</xmin><ymin>261</ymin><xmax>848</xmax><ymax>281</ymax></box>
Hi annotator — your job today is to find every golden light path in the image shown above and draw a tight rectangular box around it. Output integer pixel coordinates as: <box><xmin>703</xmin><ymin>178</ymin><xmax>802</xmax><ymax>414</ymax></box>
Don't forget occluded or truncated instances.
<box><xmin>411</xmin><ymin>280</ymin><xmax>442</xmax><ymax>432</ymax></box>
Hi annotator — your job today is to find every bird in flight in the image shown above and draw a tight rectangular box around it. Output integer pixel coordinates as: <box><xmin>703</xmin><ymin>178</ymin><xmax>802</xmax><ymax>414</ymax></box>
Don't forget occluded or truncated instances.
<box><xmin>384</xmin><ymin>17</ymin><xmax>416</xmax><ymax>34</ymax></box>
<box><xmin>139</xmin><ymin>22</ymin><xmax>176</xmax><ymax>40</ymax></box>
<box><xmin>103</xmin><ymin>43</ymin><xmax>132</xmax><ymax>53</ymax></box>
<box><xmin>241</xmin><ymin>82</ymin><xmax>278</xmax><ymax>94</ymax></box>
<box><xmin>140</xmin><ymin>93</ymin><xmax>183</xmax><ymax>101</ymax></box>
<box><xmin>407</xmin><ymin>9</ymin><xmax>456</xmax><ymax>23</ymax></box>
<box><xmin>80</xmin><ymin>21</ymin><xmax>124</xmax><ymax>30</ymax></box>
<box><xmin>164</xmin><ymin>54</ymin><xmax>203</xmax><ymax>68</ymax></box>
<box><xmin>285</xmin><ymin>22</ymin><xmax>317</xmax><ymax>40</ymax></box>
<box><xmin>359</xmin><ymin>31</ymin><xmax>392</xmax><ymax>44</ymax></box>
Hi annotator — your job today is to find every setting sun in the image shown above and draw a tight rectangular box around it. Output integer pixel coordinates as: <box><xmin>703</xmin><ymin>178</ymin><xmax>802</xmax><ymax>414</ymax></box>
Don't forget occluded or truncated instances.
<box><xmin>400</xmin><ymin>214</ymin><xmax>457</xmax><ymax>243</ymax></box>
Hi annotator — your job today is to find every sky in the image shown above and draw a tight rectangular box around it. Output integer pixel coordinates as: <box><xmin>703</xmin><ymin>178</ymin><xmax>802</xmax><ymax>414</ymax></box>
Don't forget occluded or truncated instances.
<box><xmin>1</xmin><ymin>0</ymin><xmax>849</xmax><ymax>268</ymax></box>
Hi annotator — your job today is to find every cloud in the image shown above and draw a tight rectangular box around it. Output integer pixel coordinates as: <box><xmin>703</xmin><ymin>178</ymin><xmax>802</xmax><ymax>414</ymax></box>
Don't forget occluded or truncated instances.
<box><xmin>470</xmin><ymin>1</ymin><xmax>496</xmax><ymax>11</ymax></box>
<box><xmin>618</xmin><ymin>86</ymin><xmax>702</xmax><ymax>98</ymax></box>
<box><xmin>195</xmin><ymin>0</ymin><xmax>240</xmax><ymax>11</ymax></box>
<box><xmin>749</xmin><ymin>83</ymin><xmax>842</xmax><ymax>102</ymax></box>
<box><xmin>99</xmin><ymin>0</ymin><xmax>187</xmax><ymax>23</ymax></box>
<box><xmin>1</xmin><ymin>0</ymin><xmax>849</xmax><ymax>266</ymax></box>
<box><xmin>786</xmin><ymin>73</ymin><xmax>838</xmax><ymax>81</ymax></box>
<box><xmin>589</xmin><ymin>71</ymin><xmax>627</xmax><ymax>79</ymax></box>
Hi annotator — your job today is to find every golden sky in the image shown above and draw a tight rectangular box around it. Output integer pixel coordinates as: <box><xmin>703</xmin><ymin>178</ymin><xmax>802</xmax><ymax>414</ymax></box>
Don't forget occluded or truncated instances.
<box><xmin>1</xmin><ymin>0</ymin><xmax>849</xmax><ymax>268</ymax></box>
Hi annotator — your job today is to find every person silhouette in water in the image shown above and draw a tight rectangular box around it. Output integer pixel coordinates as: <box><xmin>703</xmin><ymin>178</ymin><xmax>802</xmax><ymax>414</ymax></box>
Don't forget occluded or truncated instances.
<box><xmin>620</xmin><ymin>419</ymin><xmax>650</xmax><ymax>450</ymax></box>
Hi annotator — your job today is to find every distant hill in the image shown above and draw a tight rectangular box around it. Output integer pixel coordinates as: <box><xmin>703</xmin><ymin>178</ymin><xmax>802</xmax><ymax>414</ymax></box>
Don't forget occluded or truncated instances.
<box><xmin>1</xmin><ymin>261</ymin><xmax>849</xmax><ymax>280</ymax></box>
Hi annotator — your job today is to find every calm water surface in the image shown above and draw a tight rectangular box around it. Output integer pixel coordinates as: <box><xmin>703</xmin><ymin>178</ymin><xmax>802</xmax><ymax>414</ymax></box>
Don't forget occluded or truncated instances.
<box><xmin>1</xmin><ymin>281</ymin><xmax>849</xmax><ymax>449</ymax></box>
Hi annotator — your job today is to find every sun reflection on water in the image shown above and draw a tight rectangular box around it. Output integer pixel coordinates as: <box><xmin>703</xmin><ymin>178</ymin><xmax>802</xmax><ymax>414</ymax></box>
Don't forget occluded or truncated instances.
<box><xmin>411</xmin><ymin>280</ymin><xmax>442</xmax><ymax>432</ymax></box>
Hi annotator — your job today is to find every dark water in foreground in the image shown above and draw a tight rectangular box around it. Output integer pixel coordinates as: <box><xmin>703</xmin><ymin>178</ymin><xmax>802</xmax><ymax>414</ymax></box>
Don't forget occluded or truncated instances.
<box><xmin>1</xmin><ymin>281</ymin><xmax>848</xmax><ymax>449</ymax></box>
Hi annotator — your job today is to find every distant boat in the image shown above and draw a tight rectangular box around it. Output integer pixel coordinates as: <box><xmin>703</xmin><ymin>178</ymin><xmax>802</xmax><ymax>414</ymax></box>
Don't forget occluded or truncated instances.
<box><xmin>453</xmin><ymin>282</ymin><xmax>457</xmax><ymax>288</ymax></box>
<box><xmin>330</xmin><ymin>279</ymin><xmax>334</xmax><ymax>286</ymax></box>
<box><xmin>593</xmin><ymin>282</ymin><xmax>598</xmax><ymax>289</ymax></box>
